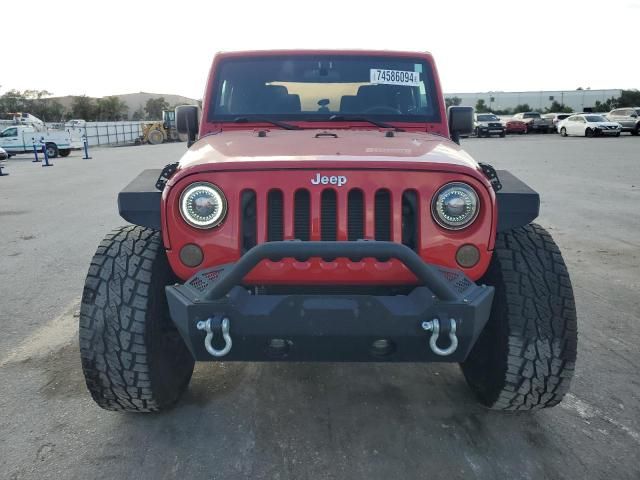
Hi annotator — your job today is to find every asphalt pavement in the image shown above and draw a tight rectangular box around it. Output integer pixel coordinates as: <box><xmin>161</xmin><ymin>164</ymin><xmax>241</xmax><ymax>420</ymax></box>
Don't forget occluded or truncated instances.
<box><xmin>0</xmin><ymin>134</ymin><xmax>638</xmax><ymax>480</ymax></box>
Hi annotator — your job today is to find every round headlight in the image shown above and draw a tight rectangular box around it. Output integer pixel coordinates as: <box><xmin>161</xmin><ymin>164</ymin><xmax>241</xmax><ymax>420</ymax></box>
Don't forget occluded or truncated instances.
<box><xmin>179</xmin><ymin>182</ymin><xmax>227</xmax><ymax>229</ymax></box>
<box><xmin>431</xmin><ymin>182</ymin><xmax>479</xmax><ymax>230</ymax></box>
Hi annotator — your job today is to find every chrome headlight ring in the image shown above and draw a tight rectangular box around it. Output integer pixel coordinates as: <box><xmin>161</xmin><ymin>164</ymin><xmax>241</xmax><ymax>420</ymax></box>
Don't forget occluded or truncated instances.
<box><xmin>431</xmin><ymin>182</ymin><xmax>480</xmax><ymax>230</ymax></box>
<box><xmin>179</xmin><ymin>182</ymin><xmax>227</xmax><ymax>229</ymax></box>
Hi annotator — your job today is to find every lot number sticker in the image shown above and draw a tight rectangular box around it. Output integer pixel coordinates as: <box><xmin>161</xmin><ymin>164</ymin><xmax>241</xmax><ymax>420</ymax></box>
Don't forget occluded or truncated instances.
<box><xmin>370</xmin><ymin>69</ymin><xmax>420</xmax><ymax>86</ymax></box>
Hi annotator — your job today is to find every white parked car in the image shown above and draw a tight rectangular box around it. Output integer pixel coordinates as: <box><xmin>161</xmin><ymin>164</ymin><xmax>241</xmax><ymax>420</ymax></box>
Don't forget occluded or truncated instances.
<box><xmin>0</xmin><ymin>146</ymin><xmax>8</xmax><ymax>160</ymax></box>
<box><xmin>558</xmin><ymin>114</ymin><xmax>622</xmax><ymax>137</ymax></box>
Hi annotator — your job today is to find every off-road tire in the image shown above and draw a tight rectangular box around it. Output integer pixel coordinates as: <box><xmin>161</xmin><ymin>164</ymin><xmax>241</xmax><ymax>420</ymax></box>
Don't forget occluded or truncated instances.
<box><xmin>79</xmin><ymin>226</ymin><xmax>195</xmax><ymax>412</ymax></box>
<box><xmin>461</xmin><ymin>223</ymin><xmax>577</xmax><ymax>411</ymax></box>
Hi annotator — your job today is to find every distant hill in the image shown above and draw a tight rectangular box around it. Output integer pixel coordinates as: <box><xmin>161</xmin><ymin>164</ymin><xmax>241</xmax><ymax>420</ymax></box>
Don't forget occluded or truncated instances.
<box><xmin>51</xmin><ymin>92</ymin><xmax>200</xmax><ymax>119</ymax></box>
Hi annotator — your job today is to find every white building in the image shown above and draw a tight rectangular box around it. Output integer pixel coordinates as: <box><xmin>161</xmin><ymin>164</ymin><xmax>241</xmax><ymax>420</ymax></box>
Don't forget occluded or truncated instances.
<box><xmin>445</xmin><ymin>89</ymin><xmax>622</xmax><ymax>112</ymax></box>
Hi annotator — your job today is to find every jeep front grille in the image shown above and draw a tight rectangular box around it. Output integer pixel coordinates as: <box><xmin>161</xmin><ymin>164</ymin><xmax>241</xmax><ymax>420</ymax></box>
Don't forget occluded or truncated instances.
<box><xmin>347</xmin><ymin>189</ymin><xmax>364</xmax><ymax>241</ymax></box>
<box><xmin>320</xmin><ymin>189</ymin><xmax>337</xmax><ymax>241</ymax></box>
<box><xmin>241</xmin><ymin>187</ymin><xmax>419</xmax><ymax>251</ymax></box>
<box><xmin>294</xmin><ymin>189</ymin><xmax>310</xmax><ymax>241</ymax></box>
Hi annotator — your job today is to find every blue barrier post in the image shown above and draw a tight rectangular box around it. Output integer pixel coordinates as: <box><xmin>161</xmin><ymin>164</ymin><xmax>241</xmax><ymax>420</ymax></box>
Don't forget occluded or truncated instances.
<box><xmin>82</xmin><ymin>135</ymin><xmax>92</xmax><ymax>159</ymax></box>
<box><xmin>32</xmin><ymin>138</ymin><xmax>40</xmax><ymax>162</ymax></box>
<box><xmin>41</xmin><ymin>140</ymin><xmax>53</xmax><ymax>167</ymax></box>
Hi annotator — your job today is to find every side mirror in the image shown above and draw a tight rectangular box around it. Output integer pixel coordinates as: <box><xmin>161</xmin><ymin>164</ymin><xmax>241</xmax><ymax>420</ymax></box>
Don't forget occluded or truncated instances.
<box><xmin>176</xmin><ymin>105</ymin><xmax>200</xmax><ymax>147</ymax></box>
<box><xmin>630</xmin><ymin>113</ymin><xmax>638</xmax><ymax>118</ymax></box>
<box><xmin>448</xmin><ymin>106</ymin><xmax>474</xmax><ymax>144</ymax></box>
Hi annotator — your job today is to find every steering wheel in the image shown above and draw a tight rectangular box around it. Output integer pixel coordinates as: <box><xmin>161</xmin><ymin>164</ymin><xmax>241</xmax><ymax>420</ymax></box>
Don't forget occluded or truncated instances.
<box><xmin>362</xmin><ymin>106</ymin><xmax>402</xmax><ymax>114</ymax></box>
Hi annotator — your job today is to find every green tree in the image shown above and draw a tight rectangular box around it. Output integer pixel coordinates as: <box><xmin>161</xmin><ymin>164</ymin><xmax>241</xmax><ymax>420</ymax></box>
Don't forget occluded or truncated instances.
<box><xmin>513</xmin><ymin>103</ymin><xmax>532</xmax><ymax>113</ymax></box>
<box><xmin>71</xmin><ymin>95</ymin><xmax>98</xmax><ymax>120</ymax></box>
<box><xmin>96</xmin><ymin>96</ymin><xmax>128</xmax><ymax>121</ymax></box>
<box><xmin>475</xmin><ymin>99</ymin><xmax>490</xmax><ymax>113</ymax></box>
<box><xmin>0</xmin><ymin>89</ymin><xmax>28</xmax><ymax>115</ymax></box>
<box><xmin>617</xmin><ymin>89</ymin><xmax>640</xmax><ymax>107</ymax></box>
<box><xmin>144</xmin><ymin>96</ymin><xmax>169</xmax><ymax>120</ymax></box>
<box><xmin>131</xmin><ymin>107</ymin><xmax>145</xmax><ymax>120</ymax></box>
<box><xmin>545</xmin><ymin>101</ymin><xmax>572</xmax><ymax>113</ymax></box>
<box><xmin>0</xmin><ymin>89</ymin><xmax>62</xmax><ymax>120</ymax></box>
<box><xmin>445</xmin><ymin>96</ymin><xmax>462</xmax><ymax>108</ymax></box>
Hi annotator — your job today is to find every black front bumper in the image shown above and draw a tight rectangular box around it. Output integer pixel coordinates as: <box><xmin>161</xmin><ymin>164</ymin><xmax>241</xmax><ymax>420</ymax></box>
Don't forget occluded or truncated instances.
<box><xmin>165</xmin><ymin>241</ymin><xmax>494</xmax><ymax>362</ymax></box>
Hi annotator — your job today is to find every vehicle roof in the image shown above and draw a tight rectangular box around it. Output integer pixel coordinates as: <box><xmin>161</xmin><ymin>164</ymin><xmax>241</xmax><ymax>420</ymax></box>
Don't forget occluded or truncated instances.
<box><xmin>214</xmin><ymin>49</ymin><xmax>434</xmax><ymax>59</ymax></box>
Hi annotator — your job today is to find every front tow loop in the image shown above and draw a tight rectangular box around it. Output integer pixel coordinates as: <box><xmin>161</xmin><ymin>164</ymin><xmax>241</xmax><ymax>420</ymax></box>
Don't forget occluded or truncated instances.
<box><xmin>197</xmin><ymin>316</ymin><xmax>232</xmax><ymax>357</ymax></box>
<box><xmin>421</xmin><ymin>318</ymin><xmax>458</xmax><ymax>356</ymax></box>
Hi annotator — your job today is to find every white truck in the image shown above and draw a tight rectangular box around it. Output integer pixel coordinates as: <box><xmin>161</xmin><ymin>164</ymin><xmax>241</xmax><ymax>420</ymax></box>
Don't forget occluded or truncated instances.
<box><xmin>0</xmin><ymin>114</ymin><xmax>81</xmax><ymax>158</ymax></box>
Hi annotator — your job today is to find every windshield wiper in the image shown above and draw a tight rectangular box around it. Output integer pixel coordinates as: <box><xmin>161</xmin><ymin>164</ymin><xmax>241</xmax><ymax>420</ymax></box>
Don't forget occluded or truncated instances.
<box><xmin>328</xmin><ymin>115</ymin><xmax>405</xmax><ymax>132</ymax></box>
<box><xmin>232</xmin><ymin>117</ymin><xmax>301</xmax><ymax>130</ymax></box>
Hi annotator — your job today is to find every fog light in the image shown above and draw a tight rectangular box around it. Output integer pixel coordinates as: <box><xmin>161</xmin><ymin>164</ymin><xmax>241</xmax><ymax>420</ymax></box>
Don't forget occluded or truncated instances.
<box><xmin>456</xmin><ymin>244</ymin><xmax>480</xmax><ymax>268</ymax></box>
<box><xmin>179</xmin><ymin>244</ymin><xmax>203</xmax><ymax>267</ymax></box>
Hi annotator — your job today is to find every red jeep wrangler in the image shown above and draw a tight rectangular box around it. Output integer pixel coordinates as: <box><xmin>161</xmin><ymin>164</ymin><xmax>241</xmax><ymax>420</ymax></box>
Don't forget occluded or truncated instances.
<box><xmin>79</xmin><ymin>50</ymin><xmax>577</xmax><ymax>413</ymax></box>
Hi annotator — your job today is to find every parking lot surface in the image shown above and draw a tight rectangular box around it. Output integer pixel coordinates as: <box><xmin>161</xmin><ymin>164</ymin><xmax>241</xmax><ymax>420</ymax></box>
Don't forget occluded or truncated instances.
<box><xmin>1</xmin><ymin>135</ymin><xmax>639</xmax><ymax>480</ymax></box>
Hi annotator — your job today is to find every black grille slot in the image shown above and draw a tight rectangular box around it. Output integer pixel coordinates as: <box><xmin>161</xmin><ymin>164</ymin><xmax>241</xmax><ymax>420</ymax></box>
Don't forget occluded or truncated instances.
<box><xmin>241</xmin><ymin>190</ymin><xmax>256</xmax><ymax>252</ymax></box>
<box><xmin>294</xmin><ymin>189</ymin><xmax>310</xmax><ymax>241</ymax></box>
<box><xmin>402</xmin><ymin>190</ymin><xmax>418</xmax><ymax>251</ymax></box>
<box><xmin>374</xmin><ymin>189</ymin><xmax>391</xmax><ymax>241</ymax></box>
<box><xmin>267</xmin><ymin>190</ymin><xmax>283</xmax><ymax>241</ymax></box>
<box><xmin>321</xmin><ymin>189</ymin><xmax>337</xmax><ymax>241</ymax></box>
<box><xmin>347</xmin><ymin>189</ymin><xmax>364</xmax><ymax>241</ymax></box>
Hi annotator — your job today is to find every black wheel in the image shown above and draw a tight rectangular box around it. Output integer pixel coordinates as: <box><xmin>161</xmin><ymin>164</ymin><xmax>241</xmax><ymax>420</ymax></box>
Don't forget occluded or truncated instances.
<box><xmin>46</xmin><ymin>143</ymin><xmax>59</xmax><ymax>158</ymax></box>
<box><xmin>499</xmin><ymin>131</ymin><xmax>506</xmax><ymax>138</ymax></box>
<box><xmin>615</xmin><ymin>132</ymin><xmax>621</xmax><ymax>137</ymax></box>
<box><xmin>461</xmin><ymin>224</ymin><xmax>577</xmax><ymax>411</ymax></box>
<box><xmin>79</xmin><ymin>226</ymin><xmax>195</xmax><ymax>412</ymax></box>
<box><xmin>560</xmin><ymin>127</ymin><xmax>567</xmax><ymax>137</ymax></box>
<box><xmin>585</xmin><ymin>128</ymin><xmax>594</xmax><ymax>138</ymax></box>
<box><xmin>475</xmin><ymin>127</ymin><xmax>482</xmax><ymax>138</ymax></box>
<box><xmin>59</xmin><ymin>149</ymin><xmax>71</xmax><ymax>157</ymax></box>
<box><xmin>632</xmin><ymin>125</ymin><xmax>640</xmax><ymax>136</ymax></box>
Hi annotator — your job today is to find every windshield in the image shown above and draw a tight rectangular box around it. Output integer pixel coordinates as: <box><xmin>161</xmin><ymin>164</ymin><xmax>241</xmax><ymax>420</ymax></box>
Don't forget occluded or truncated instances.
<box><xmin>477</xmin><ymin>114</ymin><xmax>499</xmax><ymax>121</ymax></box>
<box><xmin>208</xmin><ymin>55</ymin><xmax>440</xmax><ymax>123</ymax></box>
<box><xmin>585</xmin><ymin>115</ymin><xmax>606</xmax><ymax>122</ymax></box>
<box><xmin>523</xmin><ymin>113</ymin><xmax>541</xmax><ymax>119</ymax></box>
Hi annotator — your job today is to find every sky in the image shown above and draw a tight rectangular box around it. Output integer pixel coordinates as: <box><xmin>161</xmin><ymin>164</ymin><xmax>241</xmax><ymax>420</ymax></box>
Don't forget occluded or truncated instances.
<box><xmin>2</xmin><ymin>0</ymin><xmax>639</xmax><ymax>100</ymax></box>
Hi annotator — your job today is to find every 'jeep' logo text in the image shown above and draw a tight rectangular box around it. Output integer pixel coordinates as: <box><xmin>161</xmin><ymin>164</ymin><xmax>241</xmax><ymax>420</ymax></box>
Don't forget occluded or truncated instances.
<box><xmin>311</xmin><ymin>173</ymin><xmax>347</xmax><ymax>187</ymax></box>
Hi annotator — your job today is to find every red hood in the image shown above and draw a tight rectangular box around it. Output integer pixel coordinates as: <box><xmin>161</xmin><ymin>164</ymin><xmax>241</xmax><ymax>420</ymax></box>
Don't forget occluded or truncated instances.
<box><xmin>170</xmin><ymin>129</ymin><xmax>486</xmax><ymax>185</ymax></box>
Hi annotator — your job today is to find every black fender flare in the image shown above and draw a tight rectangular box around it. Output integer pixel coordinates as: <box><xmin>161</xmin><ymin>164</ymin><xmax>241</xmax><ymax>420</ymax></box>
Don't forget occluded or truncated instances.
<box><xmin>494</xmin><ymin>170</ymin><xmax>540</xmax><ymax>232</ymax></box>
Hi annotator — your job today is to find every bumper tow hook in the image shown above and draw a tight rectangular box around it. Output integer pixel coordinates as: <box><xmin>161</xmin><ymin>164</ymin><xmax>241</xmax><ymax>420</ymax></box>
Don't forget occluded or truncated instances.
<box><xmin>421</xmin><ymin>318</ymin><xmax>458</xmax><ymax>356</ymax></box>
<box><xmin>197</xmin><ymin>317</ymin><xmax>232</xmax><ymax>357</ymax></box>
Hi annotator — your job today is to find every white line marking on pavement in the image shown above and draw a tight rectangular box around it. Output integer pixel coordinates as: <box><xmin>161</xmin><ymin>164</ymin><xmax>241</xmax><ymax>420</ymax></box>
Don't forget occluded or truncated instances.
<box><xmin>562</xmin><ymin>393</ymin><xmax>640</xmax><ymax>445</ymax></box>
<box><xmin>0</xmin><ymin>299</ymin><xmax>80</xmax><ymax>367</ymax></box>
